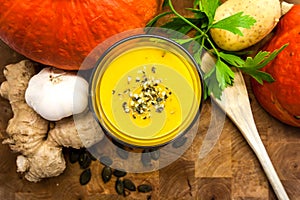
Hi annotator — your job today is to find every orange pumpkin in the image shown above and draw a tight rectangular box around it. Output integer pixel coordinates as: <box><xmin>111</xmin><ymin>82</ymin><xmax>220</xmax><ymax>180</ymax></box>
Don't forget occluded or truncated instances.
<box><xmin>251</xmin><ymin>5</ymin><xmax>300</xmax><ymax>127</ymax></box>
<box><xmin>0</xmin><ymin>0</ymin><xmax>162</xmax><ymax>70</ymax></box>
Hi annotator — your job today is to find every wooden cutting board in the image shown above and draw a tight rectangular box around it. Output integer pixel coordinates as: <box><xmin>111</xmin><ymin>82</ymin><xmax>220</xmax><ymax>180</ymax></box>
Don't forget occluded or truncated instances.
<box><xmin>0</xmin><ymin>1</ymin><xmax>299</xmax><ymax>199</ymax></box>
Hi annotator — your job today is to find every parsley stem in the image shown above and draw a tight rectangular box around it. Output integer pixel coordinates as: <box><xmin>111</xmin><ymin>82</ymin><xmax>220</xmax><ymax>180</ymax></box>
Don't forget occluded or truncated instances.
<box><xmin>206</xmin><ymin>37</ymin><xmax>220</xmax><ymax>57</ymax></box>
<box><xmin>168</xmin><ymin>0</ymin><xmax>220</xmax><ymax>60</ymax></box>
<box><xmin>168</xmin><ymin>0</ymin><xmax>206</xmax><ymax>38</ymax></box>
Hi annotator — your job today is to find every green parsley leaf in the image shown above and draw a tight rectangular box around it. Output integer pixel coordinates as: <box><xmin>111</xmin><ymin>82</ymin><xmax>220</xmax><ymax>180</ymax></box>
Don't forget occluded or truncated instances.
<box><xmin>215</xmin><ymin>59</ymin><xmax>235</xmax><ymax>90</ymax></box>
<box><xmin>202</xmin><ymin>57</ymin><xmax>235</xmax><ymax>99</ymax></box>
<box><xmin>173</xmin><ymin>37</ymin><xmax>196</xmax><ymax>45</ymax></box>
<box><xmin>204</xmin><ymin>68</ymin><xmax>223</xmax><ymax>99</ymax></box>
<box><xmin>211</xmin><ymin>12</ymin><xmax>256</xmax><ymax>36</ymax></box>
<box><xmin>238</xmin><ymin>44</ymin><xmax>288</xmax><ymax>84</ymax></box>
<box><xmin>246</xmin><ymin>70</ymin><xmax>274</xmax><ymax>84</ymax></box>
<box><xmin>245</xmin><ymin>44</ymin><xmax>287</xmax><ymax>70</ymax></box>
<box><xmin>219</xmin><ymin>52</ymin><xmax>245</xmax><ymax>67</ymax></box>
<box><xmin>193</xmin><ymin>48</ymin><xmax>203</xmax><ymax>67</ymax></box>
<box><xmin>198</xmin><ymin>0</ymin><xmax>220</xmax><ymax>25</ymax></box>
<box><xmin>162</xmin><ymin>0</ymin><xmax>170</xmax><ymax>8</ymax></box>
<box><xmin>161</xmin><ymin>17</ymin><xmax>201</xmax><ymax>34</ymax></box>
<box><xmin>186</xmin><ymin>8</ymin><xmax>208</xmax><ymax>22</ymax></box>
<box><xmin>193</xmin><ymin>0</ymin><xmax>200</xmax><ymax>8</ymax></box>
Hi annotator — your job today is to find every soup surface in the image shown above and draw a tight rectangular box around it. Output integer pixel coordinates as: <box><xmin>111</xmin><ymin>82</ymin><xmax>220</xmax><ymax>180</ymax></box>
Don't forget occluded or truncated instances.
<box><xmin>95</xmin><ymin>46</ymin><xmax>201</xmax><ymax>147</ymax></box>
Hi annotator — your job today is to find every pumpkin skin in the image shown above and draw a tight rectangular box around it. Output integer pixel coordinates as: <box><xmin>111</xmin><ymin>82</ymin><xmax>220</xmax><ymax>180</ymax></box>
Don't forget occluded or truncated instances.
<box><xmin>0</xmin><ymin>0</ymin><xmax>162</xmax><ymax>70</ymax></box>
<box><xmin>251</xmin><ymin>5</ymin><xmax>300</xmax><ymax>127</ymax></box>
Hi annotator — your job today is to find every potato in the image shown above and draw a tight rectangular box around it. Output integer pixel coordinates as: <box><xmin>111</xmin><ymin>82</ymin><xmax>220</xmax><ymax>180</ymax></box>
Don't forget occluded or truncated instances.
<box><xmin>210</xmin><ymin>0</ymin><xmax>281</xmax><ymax>51</ymax></box>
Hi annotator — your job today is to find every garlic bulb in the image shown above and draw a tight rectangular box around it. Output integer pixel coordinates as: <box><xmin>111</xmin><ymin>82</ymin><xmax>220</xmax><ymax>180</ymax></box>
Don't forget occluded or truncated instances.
<box><xmin>25</xmin><ymin>67</ymin><xmax>89</xmax><ymax>121</ymax></box>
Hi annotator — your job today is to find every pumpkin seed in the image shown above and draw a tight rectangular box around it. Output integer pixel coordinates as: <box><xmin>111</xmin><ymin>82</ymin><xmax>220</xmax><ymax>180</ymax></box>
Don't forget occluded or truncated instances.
<box><xmin>172</xmin><ymin>136</ymin><xmax>187</xmax><ymax>148</ymax></box>
<box><xmin>101</xmin><ymin>166</ymin><xmax>112</xmax><ymax>183</ymax></box>
<box><xmin>80</xmin><ymin>168</ymin><xmax>91</xmax><ymax>185</ymax></box>
<box><xmin>141</xmin><ymin>151</ymin><xmax>152</xmax><ymax>167</ymax></box>
<box><xmin>123</xmin><ymin>189</ymin><xmax>131</xmax><ymax>197</ymax></box>
<box><xmin>78</xmin><ymin>151</ymin><xmax>92</xmax><ymax>169</ymax></box>
<box><xmin>69</xmin><ymin>148</ymin><xmax>81</xmax><ymax>164</ymax></box>
<box><xmin>99</xmin><ymin>156</ymin><xmax>113</xmax><ymax>166</ymax></box>
<box><xmin>86</xmin><ymin>151</ymin><xmax>97</xmax><ymax>161</ymax></box>
<box><xmin>116</xmin><ymin>147</ymin><xmax>129</xmax><ymax>160</ymax></box>
<box><xmin>150</xmin><ymin>149</ymin><xmax>160</xmax><ymax>161</ymax></box>
<box><xmin>137</xmin><ymin>184</ymin><xmax>152</xmax><ymax>193</ymax></box>
<box><xmin>123</xmin><ymin>179</ymin><xmax>136</xmax><ymax>191</ymax></box>
<box><xmin>113</xmin><ymin>169</ymin><xmax>127</xmax><ymax>177</ymax></box>
<box><xmin>115</xmin><ymin>178</ymin><xmax>124</xmax><ymax>195</ymax></box>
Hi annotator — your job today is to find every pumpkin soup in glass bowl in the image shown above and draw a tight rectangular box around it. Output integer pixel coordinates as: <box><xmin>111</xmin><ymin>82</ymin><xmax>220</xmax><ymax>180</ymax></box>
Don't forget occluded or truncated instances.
<box><xmin>89</xmin><ymin>34</ymin><xmax>203</xmax><ymax>149</ymax></box>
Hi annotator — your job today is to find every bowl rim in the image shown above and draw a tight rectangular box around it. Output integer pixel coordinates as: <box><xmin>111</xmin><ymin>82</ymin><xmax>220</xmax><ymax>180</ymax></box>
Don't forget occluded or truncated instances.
<box><xmin>88</xmin><ymin>33</ymin><xmax>205</xmax><ymax>149</ymax></box>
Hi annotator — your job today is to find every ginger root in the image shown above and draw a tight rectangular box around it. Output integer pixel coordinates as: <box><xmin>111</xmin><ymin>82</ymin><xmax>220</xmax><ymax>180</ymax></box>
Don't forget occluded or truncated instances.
<box><xmin>0</xmin><ymin>60</ymin><xmax>104</xmax><ymax>182</ymax></box>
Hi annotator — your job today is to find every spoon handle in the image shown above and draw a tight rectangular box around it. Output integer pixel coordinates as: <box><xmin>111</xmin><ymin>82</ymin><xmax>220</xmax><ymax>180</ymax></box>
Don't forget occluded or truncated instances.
<box><xmin>212</xmin><ymin>70</ymin><xmax>289</xmax><ymax>200</ymax></box>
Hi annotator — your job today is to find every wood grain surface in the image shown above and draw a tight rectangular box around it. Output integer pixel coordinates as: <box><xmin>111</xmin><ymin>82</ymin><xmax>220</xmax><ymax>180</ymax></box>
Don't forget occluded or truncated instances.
<box><xmin>1</xmin><ymin>1</ymin><xmax>300</xmax><ymax>199</ymax></box>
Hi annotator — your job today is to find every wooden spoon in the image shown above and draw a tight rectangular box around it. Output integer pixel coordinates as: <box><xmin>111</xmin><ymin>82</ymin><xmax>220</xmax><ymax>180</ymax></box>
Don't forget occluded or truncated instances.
<box><xmin>201</xmin><ymin>53</ymin><xmax>290</xmax><ymax>200</ymax></box>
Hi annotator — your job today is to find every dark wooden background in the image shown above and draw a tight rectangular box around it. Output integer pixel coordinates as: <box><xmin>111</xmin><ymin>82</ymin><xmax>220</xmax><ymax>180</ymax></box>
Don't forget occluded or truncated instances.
<box><xmin>1</xmin><ymin>1</ymin><xmax>300</xmax><ymax>199</ymax></box>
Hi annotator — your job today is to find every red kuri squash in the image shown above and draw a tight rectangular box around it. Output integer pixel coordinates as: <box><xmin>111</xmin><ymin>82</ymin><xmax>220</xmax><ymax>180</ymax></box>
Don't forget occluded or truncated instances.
<box><xmin>0</xmin><ymin>0</ymin><xmax>162</xmax><ymax>70</ymax></box>
<box><xmin>251</xmin><ymin>5</ymin><xmax>300</xmax><ymax>127</ymax></box>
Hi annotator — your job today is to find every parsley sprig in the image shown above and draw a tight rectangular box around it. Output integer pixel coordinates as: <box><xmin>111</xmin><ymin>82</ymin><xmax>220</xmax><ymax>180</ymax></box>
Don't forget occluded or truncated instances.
<box><xmin>147</xmin><ymin>0</ymin><xmax>287</xmax><ymax>99</ymax></box>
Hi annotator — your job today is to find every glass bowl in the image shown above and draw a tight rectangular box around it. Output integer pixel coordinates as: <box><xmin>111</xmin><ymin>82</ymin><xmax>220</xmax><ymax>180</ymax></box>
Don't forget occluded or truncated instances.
<box><xmin>89</xmin><ymin>34</ymin><xmax>204</xmax><ymax>149</ymax></box>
